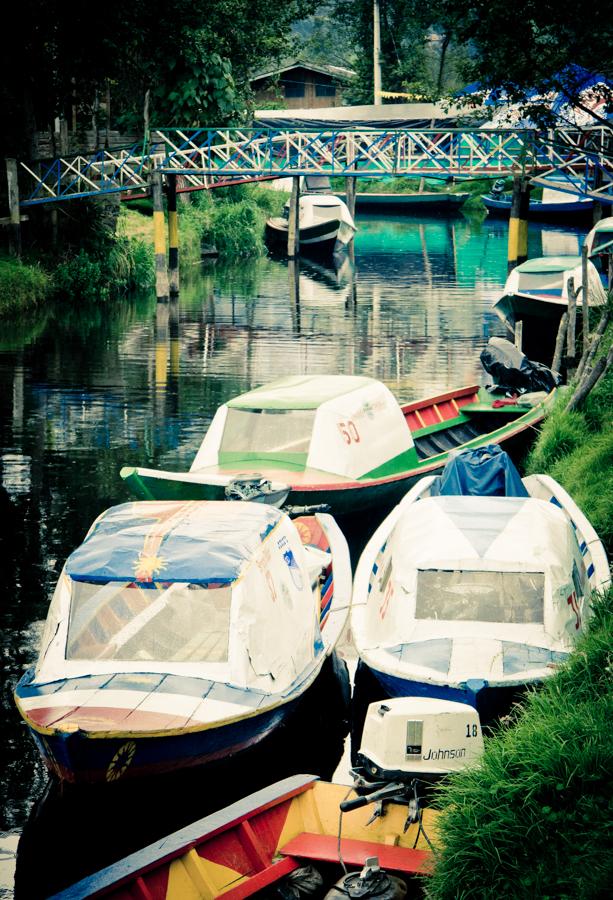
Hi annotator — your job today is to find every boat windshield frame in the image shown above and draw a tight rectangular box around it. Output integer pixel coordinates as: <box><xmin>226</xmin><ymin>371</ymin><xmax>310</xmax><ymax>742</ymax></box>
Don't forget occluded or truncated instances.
<box><xmin>415</xmin><ymin>568</ymin><xmax>545</xmax><ymax>625</ymax></box>
<box><xmin>218</xmin><ymin>406</ymin><xmax>316</xmax><ymax>467</ymax></box>
<box><xmin>65</xmin><ymin>579</ymin><xmax>233</xmax><ymax>664</ymax></box>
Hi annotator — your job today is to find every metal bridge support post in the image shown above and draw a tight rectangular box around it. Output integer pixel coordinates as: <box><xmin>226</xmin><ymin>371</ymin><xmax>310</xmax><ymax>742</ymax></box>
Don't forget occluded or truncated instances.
<box><xmin>166</xmin><ymin>174</ymin><xmax>180</xmax><ymax>295</ymax></box>
<box><xmin>152</xmin><ymin>170</ymin><xmax>169</xmax><ymax>302</ymax></box>
<box><xmin>5</xmin><ymin>159</ymin><xmax>21</xmax><ymax>257</ymax></box>
<box><xmin>287</xmin><ymin>176</ymin><xmax>300</xmax><ymax>258</ymax></box>
<box><xmin>507</xmin><ymin>175</ymin><xmax>530</xmax><ymax>274</ymax></box>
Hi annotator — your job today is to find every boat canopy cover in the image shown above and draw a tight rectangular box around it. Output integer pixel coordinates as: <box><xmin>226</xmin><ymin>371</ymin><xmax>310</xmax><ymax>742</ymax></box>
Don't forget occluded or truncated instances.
<box><xmin>433</xmin><ymin>446</ymin><xmax>528</xmax><ymax>498</ymax></box>
<box><xmin>516</xmin><ymin>256</ymin><xmax>581</xmax><ymax>275</ymax></box>
<box><xmin>193</xmin><ymin>375</ymin><xmax>414</xmax><ymax>480</ymax></box>
<box><xmin>358</xmin><ymin>495</ymin><xmax>582</xmax><ymax>650</ymax></box>
<box><xmin>65</xmin><ymin>501</ymin><xmax>283</xmax><ymax>585</ymax></box>
<box><xmin>227</xmin><ymin>375</ymin><xmax>374</xmax><ymax>411</ymax></box>
<box><xmin>503</xmin><ymin>256</ymin><xmax>606</xmax><ymax>305</ymax></box>
<box><xmin>585</xmin><ymin>216</ymin><xmax>613</xmax><ymax>257</ymax></box>
<box><xmin>390</xmin><ymin>496</ymin><xmax>574</xmax><ymax>584</ymax></box>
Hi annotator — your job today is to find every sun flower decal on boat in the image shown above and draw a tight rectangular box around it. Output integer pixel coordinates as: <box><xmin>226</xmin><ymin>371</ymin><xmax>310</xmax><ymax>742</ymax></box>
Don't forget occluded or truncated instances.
<box><xmin>134</xmin><ymin>553</ymin><xmax>167</xmax><ymax>582</ymax></box>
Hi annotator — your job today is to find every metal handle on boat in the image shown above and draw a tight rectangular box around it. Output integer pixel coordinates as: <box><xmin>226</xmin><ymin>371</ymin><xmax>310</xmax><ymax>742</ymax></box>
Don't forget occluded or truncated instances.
<box><xmin>340</xmin><ymin>782</ymin><xmax>406</xmax><ymax>812</ymax></box>
<box><xmin>284</xmin><ymin>503</ymin><xmax>331</xmax><ymax>517</ymax></box>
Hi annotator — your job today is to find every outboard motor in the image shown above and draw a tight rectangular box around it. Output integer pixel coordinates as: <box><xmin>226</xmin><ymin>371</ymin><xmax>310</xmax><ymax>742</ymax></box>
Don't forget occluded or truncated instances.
<box><xmin>480</xmin><ymin>337</ymin><xmax>561</xmax><ymax>393</ymax></box>
<box><xmin>354</xmin><ymin>697</ymin><xmax>484</xmax><ymax>791</ymax></box>
<box><xmin>224</xmin><ymin>474</ymin><xmax>290</xmax><ymax>507</ymax></box>
<box><xmin>490</xmin><ymin>178</ymin><xmax>506</xmax><ymax>198</ymax></box>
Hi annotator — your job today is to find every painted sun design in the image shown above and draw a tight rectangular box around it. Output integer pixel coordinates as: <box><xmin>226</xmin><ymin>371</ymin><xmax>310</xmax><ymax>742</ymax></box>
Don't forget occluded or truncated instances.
<box><xmin>134</xmin><ymin>552</ymin><xmax>167</xmax><ymax>582</ymax></box>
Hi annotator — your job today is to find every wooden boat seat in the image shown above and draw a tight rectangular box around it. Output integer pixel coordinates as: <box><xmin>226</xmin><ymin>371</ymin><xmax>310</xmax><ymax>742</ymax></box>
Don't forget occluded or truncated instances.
<box><xmin>279</xmin><ymin>832</ymin><xmax>433</xmax><ymax>876</ymax></box>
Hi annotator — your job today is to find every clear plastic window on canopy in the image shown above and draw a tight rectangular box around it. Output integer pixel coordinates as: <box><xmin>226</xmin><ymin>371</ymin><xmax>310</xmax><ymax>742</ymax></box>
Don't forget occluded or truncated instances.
<box><xmin>66</xmin><ymin>580</ymin><xmax>232</xmax><ymax>663</ymax></box>
<box><xmin>415</xmin><ymin>570</ymin><xmax>544</xmax><ymax>624</ymax></box>
<box><xmin>219</xmin><ymin>407</ymin><xmax>316</xmax><ymax>457</ymax></box>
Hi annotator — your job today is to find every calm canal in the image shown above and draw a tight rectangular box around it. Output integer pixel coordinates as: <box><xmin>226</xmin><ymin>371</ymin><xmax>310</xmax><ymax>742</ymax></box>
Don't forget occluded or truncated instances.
<box><xmin>0</xmin><ymin>211</ymin><xmax>585</xmax><ymax>895</ymax></box>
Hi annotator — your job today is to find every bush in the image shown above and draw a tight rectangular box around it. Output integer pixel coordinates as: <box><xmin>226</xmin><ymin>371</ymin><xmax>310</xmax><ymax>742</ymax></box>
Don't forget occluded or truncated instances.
<box><xmin>0</xmin><ymin>257</ymin><xmax>51</xmax><ymax>316</ymax></box>
<box><xmin>426</xmin><ymin>588</ymin><xmax>613</xmax><ymax>900</ymax></box>
<box><xmin>53</xmin><ymin>237</ymin><xmax>154</xmax><ymax>303</ymax></box>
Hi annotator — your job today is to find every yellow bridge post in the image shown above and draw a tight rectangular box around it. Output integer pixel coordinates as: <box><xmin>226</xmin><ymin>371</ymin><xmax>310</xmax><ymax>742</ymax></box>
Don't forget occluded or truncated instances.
<box><xmin>152</xmin><ymin>170</ymin><xmax>169</xmax><ymax>302</ymax></box>
<box><xmin>507</xmin><ymin>175</ymin><xmax>531</xmax><ymax>274</ymax></box>
<box><xmin>166</xmin><ymin>174</ymin><xmax>179</xmax><ymax>295</ymax></box>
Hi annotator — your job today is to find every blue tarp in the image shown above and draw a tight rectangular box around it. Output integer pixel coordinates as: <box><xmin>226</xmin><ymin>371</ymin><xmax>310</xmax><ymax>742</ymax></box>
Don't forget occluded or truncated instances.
<box><xmin>66</xmin><ymin>501</ymin><xmax>283</xmax><ymax>585</ymax></box>
<box><xmin>433</xmin><ymin>445</ymin><xmax>529</xmax><ymax>498</ymax></box>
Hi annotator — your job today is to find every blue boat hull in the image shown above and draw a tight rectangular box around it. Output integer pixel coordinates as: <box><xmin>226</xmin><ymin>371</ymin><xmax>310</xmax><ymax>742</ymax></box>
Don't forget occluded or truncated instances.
<box><xmin>25</xmin><ymin>697</ymin><xmax>298</xmax><ymax>784</ymax></box>
<box><xmin>364</xmin><ymin>665</ymin><xmax>526</xmax><ymax>727</ymax></box>
<box><xmin>482</xmin><ymin>195</ymin><xmax>593</xmax><ymax>221</ymax></box>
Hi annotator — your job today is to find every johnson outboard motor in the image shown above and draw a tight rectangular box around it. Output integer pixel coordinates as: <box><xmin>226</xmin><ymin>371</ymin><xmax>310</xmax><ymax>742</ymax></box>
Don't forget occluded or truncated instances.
<box><xmin>480</xmin><ymin>337</ymin><xmax>560</xmax><ymax>393</ymax></box>
<box><xmin>490</xmin><ymin>178</ymin><xmax>506</xmax><ymax>198</ymax></box>
<box><xmin>324</xmin><ymin>698</ymin><xmax>485</xmax><ymax>898</ymax></box>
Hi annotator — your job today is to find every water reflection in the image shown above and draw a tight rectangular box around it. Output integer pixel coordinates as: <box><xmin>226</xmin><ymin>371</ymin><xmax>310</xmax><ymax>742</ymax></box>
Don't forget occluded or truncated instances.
<box><xmin>0</xmin><ymin>214</ymin><xmax>587</xmax><ymax>877</ymax></box>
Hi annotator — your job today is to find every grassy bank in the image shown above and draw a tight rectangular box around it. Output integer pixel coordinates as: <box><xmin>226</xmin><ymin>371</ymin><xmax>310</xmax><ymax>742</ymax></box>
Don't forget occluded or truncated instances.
<box><xmin>123</xmin><ymin>183</ymin><xmax>289</xmax><ymax>262</ymax></box>
<box><xmin>0</xmin><ymin>183</ymin><xmax>284</xmax><ymax>317</ymax></box>
<box><xmin>426</xmin><ymin>585</ymin><xmax>613</xmax><ymax>900</ymax></box>
<box><xmin>0</xmin><ymin>257</ymin><xmax>51</xmax><ymax>316</ymax></box>
<box><xmin>426</xmin><ymin>321</ymin><xmax>613</xmax><ymax>899</ymax></box>
<box><xmin>0</xmin><ymin>233</ymin><xmax>154</xmax><ymax>316</ymax></box>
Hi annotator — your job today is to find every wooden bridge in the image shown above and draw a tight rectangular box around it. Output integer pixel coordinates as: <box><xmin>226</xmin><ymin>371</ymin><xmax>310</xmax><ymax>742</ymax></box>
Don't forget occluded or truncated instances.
<box><xmin>14</xmin><ymin>126</ymin><xmax>613</xmax><ymax>207</ymax></box>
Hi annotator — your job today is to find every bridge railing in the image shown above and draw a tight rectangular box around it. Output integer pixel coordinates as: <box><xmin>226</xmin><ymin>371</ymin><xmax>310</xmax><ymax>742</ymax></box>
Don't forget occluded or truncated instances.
<box><xmin>15</xmin><ymin>126</ymin><xmax>613</xmax><ymax>206</ymax></box>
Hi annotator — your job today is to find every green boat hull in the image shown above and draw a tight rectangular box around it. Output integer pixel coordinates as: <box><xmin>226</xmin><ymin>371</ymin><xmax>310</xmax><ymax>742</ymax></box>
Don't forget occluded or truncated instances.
<box><xmin>121</xmin><ymin>398</ymin><xmax>549</xmax><ymax>518</ymax></box>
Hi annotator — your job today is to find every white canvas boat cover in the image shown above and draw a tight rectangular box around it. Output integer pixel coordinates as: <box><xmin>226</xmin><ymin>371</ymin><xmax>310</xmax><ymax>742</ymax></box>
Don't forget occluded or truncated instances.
<box><xmin>192</xmin><ymin>376</ymin><xmax>413</xmax><ymax>479</ymax></box>
<box><xmin>364</xmin><ymin>495</ymin><xmax>584</xmax><ymax>650</ymax></box>
<box><xmin>37</xmin><ymin>501</ymin><xmax>322</xmax><ymax>692</ymax></box>
<box><xmin>503</xmin><ymin>255</ymin><xmax>606</xmax><ymax>305</ymax></box>
<box><xmin>585</xmin><ymin>216</ymin><xmax>613</xmax><ymax>257</ymax></box>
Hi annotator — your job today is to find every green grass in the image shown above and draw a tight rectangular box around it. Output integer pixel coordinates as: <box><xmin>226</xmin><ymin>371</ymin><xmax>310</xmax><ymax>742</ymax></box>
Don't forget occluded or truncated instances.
<box><xmin>525</xmin><ymin>319</ymin><xmax>613</xmax><ymax>552</ymax></box>
<box><xmin>0</xmin><ymin>256</ymin><xmax>51</xmax><ymax>315</ymax></box>
<box><xmin>426</xmin><ymin>587</ymin><xmax>613</xmax><ymax>900</ymax></box>
<box><xmin>52</xmin><ymin>236</ymin><xmax>154</xmax><ymax>303</ymax></box>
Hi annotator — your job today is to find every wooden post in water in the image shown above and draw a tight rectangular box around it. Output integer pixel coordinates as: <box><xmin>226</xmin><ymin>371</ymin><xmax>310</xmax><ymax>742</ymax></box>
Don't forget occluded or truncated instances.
<box><xmin>582</xmin><ymin>243</ymin><xmax>590</xmax><ymax>356</ymax></box>
<box><xmin>287</xmin><ymin>176</ymin><xmax>300</xmax><ymax>258</ymax></box>
<box><xmin>507</xmin><ymin>175</ymin><xmax>530</xmax><ymax>274</ymax></box>
<box><xmin>166</xmin><ymin>174</ymin><xmax>179</xmax><ymax>295</ymax></box>
<box><xmin>518</xmin><ymin>177</ymin><xmax>530</xmax><ymax>266</ymax></box>
<box><xmin>5</xmin><ymin>159</ymin><xmax>21</xmax><ymax>257</ymax></box>
<box><xmin>152</xmin><ymin>171</ymin><xmax>169</xmax><ymax>302</ymax></box>
<box><xmin>514</xmin><ymin>319</ymin><xmax>523</xmax><ymax>352</ymax></box>
<box><xmin>345</xmin><ymin>176</ymin><xmax>356</xmax><ymax>223</ymax></box>
<box><xmin>566</xmin><ymin>276</ymin><xmax>578</xmax><ymax>376</ymax></box>
<box><xmin>552</xmin><ymin>312</ymin><xmax>568</xmax><ymax>376</ymax></box>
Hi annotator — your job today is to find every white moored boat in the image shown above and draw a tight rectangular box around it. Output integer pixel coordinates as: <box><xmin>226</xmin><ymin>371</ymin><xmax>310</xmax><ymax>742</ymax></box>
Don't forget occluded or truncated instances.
<box><xmin>351</xmin><ymin>446</ymin><xmax>609</xmax><ymax>734</ymax></box>
<box><xmin>15</xmin><ymin>500</ymin><xmax>351</xmax><ymax>783</ymax></box>
<box><xmin>266</xmin><ymin>194</ymin><xmax>356</xmax><ymax>255</ymax></box>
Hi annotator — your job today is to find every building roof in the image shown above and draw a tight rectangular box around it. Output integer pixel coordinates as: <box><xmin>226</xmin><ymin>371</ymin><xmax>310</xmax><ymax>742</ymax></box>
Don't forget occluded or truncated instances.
<box><xmin>250</xmin><ymin>59</ymin><xmax>355</xmax><ymax>84</ymax></box>
<box><xmin>254</xmin><ymin>101</ymin><xmax>466</xmax><ymax>129</ymax></box>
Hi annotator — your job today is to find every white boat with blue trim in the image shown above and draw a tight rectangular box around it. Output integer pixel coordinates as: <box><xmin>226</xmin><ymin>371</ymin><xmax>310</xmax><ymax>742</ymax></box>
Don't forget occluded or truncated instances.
<box><xmin>351</xmin><ymin>447</ymin><xmax>609</xmax><ymax>729</ymax></box>
<box><xmin>493</xmin><ymin>255</ymin><xmax>607</xmax><ymax>331</ymax></box>
<box><xmin>14</xmin><ymin>500</ymin><xmax>351</xmax><ymax>784</ymax></box>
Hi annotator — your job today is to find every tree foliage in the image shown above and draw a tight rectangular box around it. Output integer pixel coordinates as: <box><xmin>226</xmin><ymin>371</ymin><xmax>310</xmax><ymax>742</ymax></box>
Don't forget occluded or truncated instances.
<box><xmin>0</xmin><ymin>0</ymin><xmax>317</xmax><ymax>157</ymax></box>
<box><xmin>331</xmin><ymin>0</ymin><xmax>472</xmax><ymax>104</ymax></box>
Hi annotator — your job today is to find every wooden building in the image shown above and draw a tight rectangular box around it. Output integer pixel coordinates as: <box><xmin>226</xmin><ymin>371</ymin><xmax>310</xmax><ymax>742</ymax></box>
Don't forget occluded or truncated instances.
<box><xmin>249</xmin><ymin>60</ymin><xmax>355</xmax><ymax>110</ymax></box>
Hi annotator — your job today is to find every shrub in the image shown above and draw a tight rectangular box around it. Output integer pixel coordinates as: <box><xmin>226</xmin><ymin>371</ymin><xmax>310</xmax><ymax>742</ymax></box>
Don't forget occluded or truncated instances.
<box><xmin>0</xmin><ymin>257</ymin><xmax>51</xmax><ymax>316</ymax></box>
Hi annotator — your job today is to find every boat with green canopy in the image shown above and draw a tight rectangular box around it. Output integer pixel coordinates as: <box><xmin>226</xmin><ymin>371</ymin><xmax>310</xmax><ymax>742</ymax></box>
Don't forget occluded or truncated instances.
<box><xmin>121</xmin><ymin>375</ymin><xmax>555</xmax><ymax>517</ymax></box>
